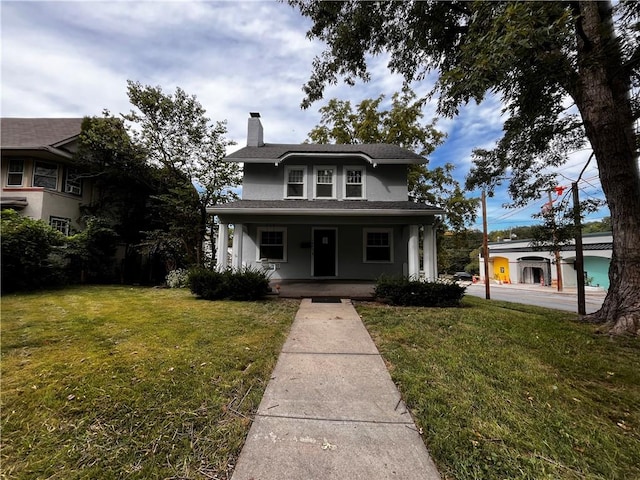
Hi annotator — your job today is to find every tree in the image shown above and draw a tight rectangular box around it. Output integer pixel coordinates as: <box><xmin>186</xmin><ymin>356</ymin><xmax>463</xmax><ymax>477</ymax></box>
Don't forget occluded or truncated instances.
<box><xmin>289</xmin><ymin>0</ymin><xmax>640</xmax><ymax>335</ymax></box>
<box><xmin>124</xmin><ymin>81</ymin><xmax>241</xmax><ymax>268</ymax></box>
<box><xmin>75</xmin><ymin>114</ymin><xmax>154</xmax><ymax>241</ymax></box>
<box><xmin>74</xmin><ymin>112</ymin><xmax>163</xmax><ymax>283</ymax></box>
<box><xmin>307</xmin><ymin>90</ymin><xmax>478</xmax><ymax>230</ymax></box>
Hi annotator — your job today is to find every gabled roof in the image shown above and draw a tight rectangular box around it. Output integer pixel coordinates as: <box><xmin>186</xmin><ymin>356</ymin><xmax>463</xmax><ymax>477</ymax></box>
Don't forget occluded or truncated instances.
<box><xmin>1</xmin><ymin>118</ymin><xmax>83</xmax><ymax>150</ymax></box>
<box><xmin>225</xmin><ymin>143</ymin><xmax>426</xmax><ymax>165</ymax></box>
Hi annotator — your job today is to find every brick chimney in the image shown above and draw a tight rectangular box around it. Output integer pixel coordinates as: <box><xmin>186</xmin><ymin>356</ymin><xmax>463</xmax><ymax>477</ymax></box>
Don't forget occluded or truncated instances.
<box><xmin>247</xmin><ymin>112</ymin><xmax>264</xmax><ymax>147</ymax></box>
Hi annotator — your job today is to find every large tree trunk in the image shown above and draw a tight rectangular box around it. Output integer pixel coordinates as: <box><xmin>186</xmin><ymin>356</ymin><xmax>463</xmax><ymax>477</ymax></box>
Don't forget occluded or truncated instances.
<box><xmin>571</xmin><ymin>1</ymin><xmax>640</xmax><ymax>335</ymax></box>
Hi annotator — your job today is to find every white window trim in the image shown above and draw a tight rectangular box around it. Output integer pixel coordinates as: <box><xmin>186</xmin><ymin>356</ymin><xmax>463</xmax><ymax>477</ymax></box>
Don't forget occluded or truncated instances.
<box><xmin>50</xmin><ymin>216</ymin><xmax>71</xmax><ymax>236</ymax></box>
<box><xmin>284</xmin><ymin>165</ymin><xmax>307</xmax><ymax>199</ymax></box>
<box><xmin>313</xmin><ymin>165</ymin><xmax>337</xmax><ymax>199</ymax></box>
<box><xmin>7</xmin><ymin>159</ymin><xmax>25</xmax><ymax>186</ymax></box>
<box><xmin>257</xmin><ymin>227</ymin><xmax>288</xmax><ymax>262</ymax></box>
<box><xmin>363</xmin><ymin>228</ymin><xmax>394</xmax><ymax>263</ymax></box>
<box><xmin>64</xmin><ymin>167</ymin><xmax>83</xmax><ymax>196</ymax></box>
<box><xmin>343</xmin><ymin>165</ymin><xmax>366</xmax><ymax>199</ymax></box>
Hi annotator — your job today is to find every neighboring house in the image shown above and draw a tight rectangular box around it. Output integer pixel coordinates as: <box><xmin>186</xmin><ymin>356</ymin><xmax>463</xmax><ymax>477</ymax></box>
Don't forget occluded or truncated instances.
<box><xmin>208</xmin><ymin>113</ymin><xmax>444</xmax><ymax>281</ymax></box>
<box><xmin>479</xmin><ymin>232</ymin><xmax>612</xmax><ymax>289</ymax></box>
<box><xmin>1</xmin><ymin>118</ymin><xmax>93</xmax><ymax>234</ymax></box>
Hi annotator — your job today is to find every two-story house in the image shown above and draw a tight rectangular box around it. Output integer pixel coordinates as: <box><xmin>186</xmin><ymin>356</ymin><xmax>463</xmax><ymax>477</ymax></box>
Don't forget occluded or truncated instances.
<box><xmin>1</xmin><ymin>118</ymin><xmax>94</xmax><ymax>234</ymax></box>
<box><xmin>208</xmin><ymin>113</ymin><xmax>443</xmax><ymax>281</ymax></box>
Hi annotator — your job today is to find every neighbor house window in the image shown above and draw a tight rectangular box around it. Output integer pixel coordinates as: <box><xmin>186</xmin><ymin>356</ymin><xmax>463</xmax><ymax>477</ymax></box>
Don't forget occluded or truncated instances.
<box><xmin>64</xmin><ymin>167</ymin><xmax>83</xmax><ymax>196</ymax></box>
<box><xmin>363</xmin><ymin>228</ymin><xmax>393</xmax><ymax>263</ymax></box>
<box><xmin>50</xmin><ymin>216</ymin><xmax>71</xmax><ymax>236</ymax></box>
<box><xmin>257</xmin><ymin>228</ymin><xmax>287</xmax><ymax>261</ymax></box>
<box><xmin>33</xmin><ymin>161</ymin><xmax>58</xmax><ymax>190</ymax></box>
<box><xmin>344</xmin><ymin>167</ymin><xmax>365</xmax><ymax>199</ymax></box>
<box><xmin>7</xmin><ymin>159</ymin><xmax>24</xmax><ymax>186</ymax></box>
<box><xmin>314</xmin><ymin>166</ymin><xmax>335</xmax><ymax>198</ymax></box>
<box><xmin>285</xmin><ymin>166</ymin><xmax>306</xmax><ymax>198</ymax></box>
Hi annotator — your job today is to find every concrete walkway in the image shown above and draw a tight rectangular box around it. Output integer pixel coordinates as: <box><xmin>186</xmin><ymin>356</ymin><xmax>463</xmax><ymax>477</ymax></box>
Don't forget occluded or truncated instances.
<box><xmin>231</xmin><ymin>299</ymin><xmax>441</xmax><ymax>480</ymax></box>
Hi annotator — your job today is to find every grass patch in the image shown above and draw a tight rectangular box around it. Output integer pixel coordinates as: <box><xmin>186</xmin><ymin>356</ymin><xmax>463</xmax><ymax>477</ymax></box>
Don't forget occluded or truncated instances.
<box><xmin>1</xmin><ymin>286</ymin><xmax>298</xmax><ymax>479</ymax></box>
<box><xmin>357</xmin><ymin>296</ymin><xmax>640</xmax><ymax>480</ymax></box>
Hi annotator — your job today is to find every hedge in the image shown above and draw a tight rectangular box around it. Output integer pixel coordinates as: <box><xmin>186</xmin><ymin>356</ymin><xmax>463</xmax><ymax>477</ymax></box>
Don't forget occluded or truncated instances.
<box><xmin>374</xmin><ymin>275</ymin><xmax>466</xmax><ymax>307</ymax></box>
<box><xmin>188</xmin><ymin>267</ymin><xmax>271</xmax><ymax>301</ymax></box>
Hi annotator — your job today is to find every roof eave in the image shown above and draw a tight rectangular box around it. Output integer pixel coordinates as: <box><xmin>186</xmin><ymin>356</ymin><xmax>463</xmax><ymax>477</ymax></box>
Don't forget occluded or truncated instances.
<box><xmin>1</xmin><ymin>146</ymin><xmax>73</xmax><ymax>159</ymax></box>
<box><xmin>224</xmin><ymin>152</ymin><xmax>424</xmax><ymax>166</ymax></box>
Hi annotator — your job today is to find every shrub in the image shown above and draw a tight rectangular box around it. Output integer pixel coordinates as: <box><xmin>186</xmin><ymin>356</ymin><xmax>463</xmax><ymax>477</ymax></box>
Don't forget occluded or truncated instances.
<box><xmin>1</xmin><ymin>209</ymin><xmax>66</xmax><ymax>292</ymax></box>
<box><xmin>223</xmin><ymin>267</ymin><xmax>271</xmax><ymax>301</ymax></box>
<box><xmin>188</xmin><ymin>267</ymin><xmax>270</xmax><ymax>301</ymax></box>
<box><xmin>188</xmin><ymin>268</ymin><xmax>226</xmax><ymax>300</ymax></box>
<box><xmin>64</xmin><ymin>217</ymin><xmax>119</xmax><ymax>283</ymax></box>
<box><xmin>166</xmin><ymin>268</ymin><xmax>189</xmax><ymax>288</ymax></box>
<box><xmin>374</xmin><ymin>275</ymin><xmax>466</xmax><ymax>307</ymax></box>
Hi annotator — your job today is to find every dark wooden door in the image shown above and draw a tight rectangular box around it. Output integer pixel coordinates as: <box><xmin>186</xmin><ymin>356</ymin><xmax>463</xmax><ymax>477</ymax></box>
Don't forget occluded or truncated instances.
<box><xmin>313</xmin><ymin>229</ymin><xmax>336</xmax><ymax>277</ymax></box>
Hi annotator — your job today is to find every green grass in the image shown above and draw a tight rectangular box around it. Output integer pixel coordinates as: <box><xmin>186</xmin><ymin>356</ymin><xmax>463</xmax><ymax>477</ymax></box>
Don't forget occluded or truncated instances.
<box><xmin>4</xmin><ymin>287</ymin><xmax>638</xmax><ymax>479</ymax></box>
<box><xmin>1</xmin><ymin>286</ymin><xmax>298</xmax><ymax>479</ymax></box>
<box><xmin>357</xmin><ymin>296</ymin><xmax>640</xmax><ymax>480</ymax></box>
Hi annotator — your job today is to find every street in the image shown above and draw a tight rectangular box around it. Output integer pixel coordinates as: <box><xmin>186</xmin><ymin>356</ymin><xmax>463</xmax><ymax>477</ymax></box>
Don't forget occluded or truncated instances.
<box><xmin>464</xmin><ymin>283</ymin><xmax>606</xmax><ymax>314</ymax></box>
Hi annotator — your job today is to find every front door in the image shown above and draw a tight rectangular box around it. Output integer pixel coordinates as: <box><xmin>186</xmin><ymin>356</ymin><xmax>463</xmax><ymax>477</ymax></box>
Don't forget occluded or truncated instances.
<box><xmin>313</xmin><ymin>228</ymin><xmax>337</xmax><ymax>277</ymax></box>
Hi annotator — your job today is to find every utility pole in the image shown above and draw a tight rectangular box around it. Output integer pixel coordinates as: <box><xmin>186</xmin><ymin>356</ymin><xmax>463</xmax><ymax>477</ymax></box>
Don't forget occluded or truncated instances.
<box><xmin>572</xmin><ymin>182</ymin><xmax>586</xmax><ymax>315</ymax></box>
<box><xmin>482</xmin><ymin>190</ymin><xmax>491</xmax><ymax>300</ymax></box>
<box><xmin>548</xmin><ymin>190</ymin><xmax>563</xmax><ymax>292</ymax></box>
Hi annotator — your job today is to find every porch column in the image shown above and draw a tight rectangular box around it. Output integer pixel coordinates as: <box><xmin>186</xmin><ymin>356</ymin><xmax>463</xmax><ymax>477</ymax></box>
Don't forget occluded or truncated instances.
<box><xmin>408</xmin><ymin>224</ymin><xmax>420</xmax><ymax>279</ymax></box>
<box><xmin>216</xmin><ymin>222</ymin><xmax>229</xmax><ymax>269</ymax></box>
<box><xmin>231</xmin><ymin>223</ymin><xmax>244</xmax><ymax>270</ymax></box>
<box><xmin>423</xmin><ymin>224</ymin><xmax>437</xmax><ymax>281</ymax></box>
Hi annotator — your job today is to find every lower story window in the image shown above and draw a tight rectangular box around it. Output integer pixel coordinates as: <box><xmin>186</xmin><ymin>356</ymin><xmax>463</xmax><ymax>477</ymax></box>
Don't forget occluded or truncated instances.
<box><xmin>364</xmin><ymin>228</ymin><xmax>393</xmax><ymax>263</ymax></box>
<box><xmin>258</xmin><ymin>228</ymin><xmax>287</xmax><ymax>261</ymax></box>
<box><xmin>50</xmin><ymin>216</ymin><xmax>71</xmax><ymax>236</ymax></box>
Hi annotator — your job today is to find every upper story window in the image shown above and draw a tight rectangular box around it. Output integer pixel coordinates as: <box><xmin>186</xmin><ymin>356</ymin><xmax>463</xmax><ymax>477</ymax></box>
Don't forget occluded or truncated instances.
<box><xmin>7</xmin><ymin>159</ymin><xmax>24</xmax><ymax>186</ymax></box>
<box><xmin>345</xmin><ymin>166</ymin><xmax>365</xmax><ymax>199</ymax></box>
<box><xmin>285</xmin><ymin>166</ymin><xmax>306</xmax><ymax>198</ymax></box>
<box><xmin>33</xmin><ymin>161</ymin><xmax>58</xmax><ymax>190</ymax></box>
<box><xmin>64</xmin><ymin>167</ymin><xmax>83</xmax><ymax>196</ymax></box>
<box><xmin>314</xmin><ymin>166</ymin><xmax>335</xmax><ymax>199</ymax></box>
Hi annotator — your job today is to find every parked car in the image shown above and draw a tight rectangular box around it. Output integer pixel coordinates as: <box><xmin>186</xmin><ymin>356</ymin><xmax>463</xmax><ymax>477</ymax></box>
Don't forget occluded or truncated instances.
<box><xmin>452</xmin><ymin>271</ymin><xmax>473</xmax><ymax>281</ymax></box>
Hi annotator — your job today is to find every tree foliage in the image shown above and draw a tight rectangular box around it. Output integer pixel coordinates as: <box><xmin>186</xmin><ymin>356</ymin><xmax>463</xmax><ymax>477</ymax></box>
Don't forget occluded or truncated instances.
<box><xmin>307</xmin><ymin>90</ymin><xmax>478</xmax><ymax>230</ymax></box>
<box><xmin>290</xmin><ymin>0</ymin><xmax>640</xmax><ymax>334</ymax></box>
<box><xmin>75</xmin><ymin>113</ymin><xmax>154</xmax><ymax>246</ymax></box>
<box><xmin>64</xmin><ymin>217</ymin><xmax>120</xmax><ymax>283</ymax></box>
<box><xmin>124</xmin><ymin>81</ymin><xmax>241</xmax><ymax>268</ymax></box>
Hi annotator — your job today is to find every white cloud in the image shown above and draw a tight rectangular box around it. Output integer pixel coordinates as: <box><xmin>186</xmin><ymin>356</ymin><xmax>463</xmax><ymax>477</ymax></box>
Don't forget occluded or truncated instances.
<box><xmin>0</xmin><ymin>0</ymin><xmax>609</xmax><ymax>231</ymax></box>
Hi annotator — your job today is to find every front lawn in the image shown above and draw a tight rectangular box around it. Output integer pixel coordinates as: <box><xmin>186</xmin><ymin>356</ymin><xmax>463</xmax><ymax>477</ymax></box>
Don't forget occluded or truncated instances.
<box><xmin>4</xmin><ymin>287</ymin><xmax>638</xmax><ymax>479</ymax></box>
<box><xmin>357</xmin><ymin>296</ymin><xmax>640</xmax><ymax>480</ymax></box>
<box><xmin>1</xmin><ymin>286</ymin><xmax>298</xmax><ymax>479</ymax></box>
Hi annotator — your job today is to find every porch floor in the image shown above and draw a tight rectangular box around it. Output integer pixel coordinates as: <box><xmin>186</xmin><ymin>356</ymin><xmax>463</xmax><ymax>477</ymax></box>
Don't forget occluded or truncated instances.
<box><xmin>269</xmin><ymin>280</ymin><xmax>376</xmax><ymax>300</ymax></box>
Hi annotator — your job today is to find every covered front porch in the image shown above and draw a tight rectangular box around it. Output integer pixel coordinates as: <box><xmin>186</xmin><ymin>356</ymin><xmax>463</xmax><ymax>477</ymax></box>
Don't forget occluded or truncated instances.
<box><xmin>209</xmin><ymin>200</ymin><xmax>443</xmax><ymax>282</ymax></box>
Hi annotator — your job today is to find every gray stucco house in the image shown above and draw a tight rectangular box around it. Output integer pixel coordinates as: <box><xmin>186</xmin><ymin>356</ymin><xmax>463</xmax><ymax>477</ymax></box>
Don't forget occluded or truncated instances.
<box><xmin>208</xmin><ymin>113</ymin><xmax>443</xmax><ymax>282</ymax></box>
<box><xmin>1</xmin><ymin>118</ymin><xmax>92</xmax><ymax>235</ymax></box>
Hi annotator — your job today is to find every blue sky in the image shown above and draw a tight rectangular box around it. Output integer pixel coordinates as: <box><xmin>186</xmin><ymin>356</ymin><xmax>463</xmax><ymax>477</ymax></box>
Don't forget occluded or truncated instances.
<box><xmin>1</xmin><ymin>0</ymin><xmax>609</xmax><ymax>231</ymax></box>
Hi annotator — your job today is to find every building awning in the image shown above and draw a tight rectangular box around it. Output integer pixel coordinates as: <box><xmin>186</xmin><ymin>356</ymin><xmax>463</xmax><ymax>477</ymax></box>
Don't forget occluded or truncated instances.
<box><xmin>0</xmin><ymin>196</ymin><xmax>28</xmax><ymax>209</ymax></box>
